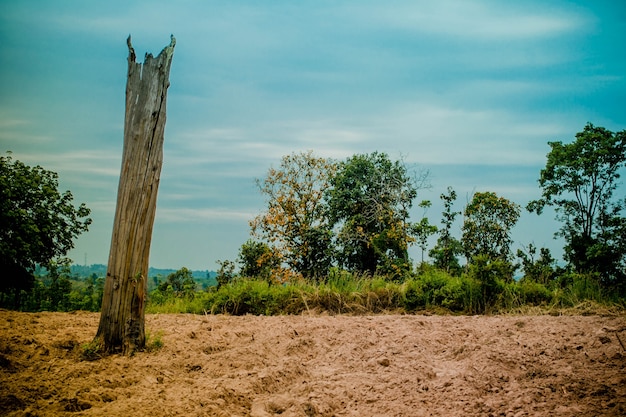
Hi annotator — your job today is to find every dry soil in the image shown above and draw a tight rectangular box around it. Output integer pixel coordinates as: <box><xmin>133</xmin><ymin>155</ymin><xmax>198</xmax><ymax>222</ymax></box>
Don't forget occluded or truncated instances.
<box><xmin>1</xmin><ymin>310</ymin><xmax>625</xmax><ymax>416</ymax></box>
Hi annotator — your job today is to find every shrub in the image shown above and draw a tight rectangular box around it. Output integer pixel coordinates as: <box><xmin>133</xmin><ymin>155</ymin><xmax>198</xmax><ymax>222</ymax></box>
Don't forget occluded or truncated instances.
<box><xmin>467</xmin><ymin>255</ymin><xmax>509</xmax><ymax>312</ymax></box>
<box><xmin>518</xmin><ymin>280</ymin><xmax>553</xmax><ymax>306</ymax></box>
<box><xmin>403</xmin><ymin>279</ymin><xmax>425</xmax><ymax>311</ymax></box>
<box><xmin>554</xmin><ymin>272</ymin><xmax>604</xmax><ymax>307</ymax></box>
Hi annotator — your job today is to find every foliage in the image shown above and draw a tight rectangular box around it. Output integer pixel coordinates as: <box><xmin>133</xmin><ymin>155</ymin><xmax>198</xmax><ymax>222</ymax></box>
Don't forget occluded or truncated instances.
<box><xmin>8</xmin><ymin>266</ymin><xmax>617</xmax><ymax>316</ymax></box>
<box><xmin>462</xmin><ymin>191</ymin><xmax>521</xmax><ymax>265</ymax></box>
<box><xmin>215</xmin><ymin>260</ymin><xmax>236</xmax><ymax>289</ymax></box>
<box><xmin>516</xmin><ymin>243</ymin><xmax>557</xmax><ymax>285</ymax></box>
<box><xmin>516</xmin><ymin>280</ymin><xmax>554</xmax><ymax>306</ymax></box>
<box><xmin>403</xmin><ymin>270</ymin><xmax>469</xmax><ymax>312</ymax></box>
<box><xmin>251</xmin><ymin>151</ymin><xmax>337</xmax><ymax>279</ymax></box>
<box><xmin>0</xmin><ymin>264</ymin><xmax>104</xmax><ymax>312</ymax></box>
<box><xmin>412</xmin><ymin>200</ymin><xmax>438</xmax><ymax>265</ymax></box>
<box><xmin>238</xmin><ymin>239</ymin><xmax>280</xmax><ymax>282</ymax></box>
<box><xmin>145</xmin><ymin>329</ymin><xmax>164</xmax><ymax>352</ymax></box>
<box><xmin>0</xmin><ymin>153</ymin><xmax>91</xmax><ymax>291</ymax></box>
<box><xmin>156</xmin><ymin>267</ymin><xmax>197</xmax><ymax>298</ymax></box>
<box><xmin>552</xmin><ymin>273</ymin><xmax>604</xmax><ymax>307</ymax></box>
<box><xmin>527</xmin><ymin>123</ymin><xmax>626</xmax><ymax>290</ymax></box>
<box><xmin>119</xmin><ymin>265</ymin><xmax>625</xmax><ymax>316</ymax></box>
<box><xmin>467</xmin><ymin>254</ymin><xmax>511</xmax><ymax>312</ymax></box>
<box><xmin>429</xmin><ymin>187</ymin><xmax>463</xmax><ymax>275</ymax></box>
<box><xmin>326</xmin><ymin>152</ymin><xmax>427</xmax><ymax>277</ymax></box>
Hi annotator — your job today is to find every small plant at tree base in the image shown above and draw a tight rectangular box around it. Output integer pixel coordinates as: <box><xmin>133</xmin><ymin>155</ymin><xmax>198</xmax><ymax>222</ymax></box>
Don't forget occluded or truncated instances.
<box><xmin>145</xmin><ymin>330</ymin><xmax>164</xmax><ymax>352</ymax></box>
<box><xmin>80</xmin><ymin>341</ymin><xmax>103</xmax><ymax>361</ymax></box>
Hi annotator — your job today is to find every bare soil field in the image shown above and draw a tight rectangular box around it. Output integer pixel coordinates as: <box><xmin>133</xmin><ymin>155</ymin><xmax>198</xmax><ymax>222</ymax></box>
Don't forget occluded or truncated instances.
<box><xmin>1</xmin><ymin>310</ymin><xmax>625</xmax><ymax>417</ymax></box>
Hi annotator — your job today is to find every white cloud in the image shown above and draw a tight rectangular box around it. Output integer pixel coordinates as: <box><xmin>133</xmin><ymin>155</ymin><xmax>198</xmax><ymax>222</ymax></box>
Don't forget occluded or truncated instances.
<box><xmin>369</xmin><ymin>101</ymin><xmax>570</xmax><ymax>166</ymax></box>
<box><xmin>360</xmin><ymin>0</ymin><xmax>587</xmax><ymax>40</ymax></box>
<box><xmin>155</xmin><ymin>207</ymin><xmax>255</xmax><ymax>223</ymax></box>
<box><xmin>13</xmin><ymin>150</ymin><xmax>121</xmax><ymax>177</ymax></box>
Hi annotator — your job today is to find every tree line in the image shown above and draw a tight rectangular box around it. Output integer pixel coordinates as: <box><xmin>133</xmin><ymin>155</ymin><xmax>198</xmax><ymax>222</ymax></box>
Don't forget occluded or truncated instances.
<box><xmin>1</xmin><ymin>122</ymin><xmax>625</xmax><ymax>313</ymax></box>
<box><xmin>236</xmin><ymin>123</ymin><xmax>625</xmax><ymax>296</ymax></box>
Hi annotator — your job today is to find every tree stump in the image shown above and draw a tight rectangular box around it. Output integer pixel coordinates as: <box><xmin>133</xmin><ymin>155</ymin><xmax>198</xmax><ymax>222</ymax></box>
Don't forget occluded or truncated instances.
<box><xmin>94</xmin><ymin>35</ymin><xmax>175</xmax><ymax>355</ymax></box>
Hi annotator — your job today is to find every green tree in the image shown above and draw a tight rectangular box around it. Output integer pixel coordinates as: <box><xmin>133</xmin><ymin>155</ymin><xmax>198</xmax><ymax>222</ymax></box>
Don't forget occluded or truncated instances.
<box><xmin>326</xmin><ymin>152</ymin><xmax>427</xmax><ymax>277</ymax></box>
<box><xmin>412</xmin><ymin>200</ymin><xmax>438</xmax><ymax>266</ymax></box>
<box><xmin>516</xmin><ymin>243</ymin><xmax>556</xmax><ymax>285</ymax></box>
<box><xmin>157</xmin><ymin>267</ymin><xmax>197</xmax><ymax>298</ymax></box>
<box><xmin>251</xmin><ymin>151</ymin><xmax>337</xmax><ymax>279</ymax></box>
<box><xmin>467</xmin><ymin>254</ymin><xmax>509</xmax><ymax>312</ymax></box>
<box><xmin>0</xmin><ymin>153</ymin><xmax>91</xmax><ymax>292</ymax></box>
<box><xmin>42</xmin><ymin>260</ymin><xmax>73</xmax><ymax>311</ymax></box>
<box><xmin>429</xmin><ymin>187</ymin><xmax>463</xmax><ymax>274</ymax></box>
<box><xmin>527</xmin><ymin>123</ymin><xmax>626</xmax><ymax>289</ymax></box>
<box><xmin>462</xmin><ymin>191</ymin><xmax>520</xmax><ymax>279</ymax></box>
<box><xmin>238</xmin><ymin>239</ymin><xmax>280</xmax><ymax>281</ymax></box>
<box><xmin>215</xmin><ymin>260</ymin><xmax>236</xmax><ymax>289</ymax></box>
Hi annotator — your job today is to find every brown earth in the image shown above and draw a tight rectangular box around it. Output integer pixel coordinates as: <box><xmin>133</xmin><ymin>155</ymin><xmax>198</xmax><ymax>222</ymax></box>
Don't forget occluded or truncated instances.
<box><xmin>1</xmin><ymin>310</ymin><xmax>625</xmax><ymax>417</ymax></box>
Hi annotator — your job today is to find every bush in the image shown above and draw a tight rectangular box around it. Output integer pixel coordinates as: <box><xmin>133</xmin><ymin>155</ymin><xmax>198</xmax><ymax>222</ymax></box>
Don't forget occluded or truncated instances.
<box><xmin>467</xmin><ymin>255</ymin><xmax>509</xmax><ymax>313</ymax></box>
<box><xmin>166</xmin><ymin>267</ymin><xmax>618</xmax><ymax>316</ymax></box>
<box><xmin>553</xmin><ymin>272</ymin><xmax>604</xmax><ymax>307</ymax></box>
<box><xmin>518</xmin><ymin>280</ymin><xmax>553</xmax><ymax>306</ymax></box>
<box><xmin>403</xmin><ymin>280</ymin><xmax>425</xmax><ymax>311</ymax></box>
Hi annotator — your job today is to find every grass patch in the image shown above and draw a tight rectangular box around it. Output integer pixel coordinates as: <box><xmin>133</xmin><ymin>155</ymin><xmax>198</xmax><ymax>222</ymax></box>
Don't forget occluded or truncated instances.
<box><xmin>144</xmin><ymin>269</ymin><xmax>625</xmax><ymax>316</ymax></box>
<box><xmin>145</xmin><ymin>330</ymin><xmax>164</xmax><ymax>352</ymax></box>
<box><xmin>80</xmin><ymin>341</ymin><xmax>102</xmax><ymax>361</ymax></box>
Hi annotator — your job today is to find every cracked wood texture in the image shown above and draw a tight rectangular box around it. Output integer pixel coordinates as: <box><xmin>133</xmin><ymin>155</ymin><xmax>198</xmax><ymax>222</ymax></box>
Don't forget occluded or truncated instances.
<box><xmin>95</xmin><ymin>36</ymin><xmax>175</xmax><ymax>355</ymax></box>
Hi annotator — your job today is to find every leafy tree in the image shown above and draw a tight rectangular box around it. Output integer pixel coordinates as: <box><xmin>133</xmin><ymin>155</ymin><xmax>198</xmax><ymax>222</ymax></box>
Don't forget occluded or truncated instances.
<box><xmin>412</xmin><ymin>200</ymin><xmax>438</xmax><ymax>265</ymax></box>
<box><xmin>238</xmin><ymin>239</ymin><xmax>280</xmax><ymax>281</ymax></box>
<box><xmin>326</xmin><ymin>152</ymin><xmax>427</xmax><ymax>277</ymax></box>
<box><xmin>157</xmin><ymin>267</ymin><xmax>197</xmax><ymax>298</ymax></box>
<box><xmin>527</xmin><ymin>123</ymin><xmax>626</xmax><ymax>289</ymax></box>
<box><xmin>462</xmin><ymin>191</ymin><xmax>520</xmax><ymax>278</ymax></box>
<box><xmin>80</xmin><ymin>273</ymin><xmax>104</xmax><ymax>311</ymax></box>
<box><xmin>467</xmin><ymin>254</ymin><xmax>509</xmax><ymax>312</ymax></box>
<box><xmin>251</xmin><ymin>151</ymin><xmax>337</xmax><ymax>279</ymax></box>
<box><xmin>216</xmin><ymin>260</ymin><xmax>236</xmax><ymax>289</ymax></box>
<box><xmin>429</xmin><ymin>187</ymin><xmax>463</xmax><ymax>274</ymax></box>
<box><xmin>516</xmin><ymin>243</ymin><xmax>556</xmax><ymax>285</ymax></box>
<box><xmin>42</xmin><ymin>260</ymin><xmax>73</xmax><ymax>311</ymax></box>
<box><xmin>0</xmin><ymin>153</ymin><xmax>91</xmax><ymax>292</ymax></box>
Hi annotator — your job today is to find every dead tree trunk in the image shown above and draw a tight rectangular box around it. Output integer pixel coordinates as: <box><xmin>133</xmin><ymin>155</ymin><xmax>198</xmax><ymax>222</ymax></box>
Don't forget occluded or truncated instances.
<box><xmin>94</xmin><ymin>35</ymin><xmax>175</xmax><ymax>355</ymax></box>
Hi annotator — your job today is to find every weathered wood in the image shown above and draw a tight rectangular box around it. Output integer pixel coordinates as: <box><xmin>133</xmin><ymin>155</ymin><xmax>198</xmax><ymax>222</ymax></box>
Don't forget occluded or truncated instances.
<box><xmin>94</xmin><ymin>35</ymin><xmax>175</xmax><ymax>354</ymax></box>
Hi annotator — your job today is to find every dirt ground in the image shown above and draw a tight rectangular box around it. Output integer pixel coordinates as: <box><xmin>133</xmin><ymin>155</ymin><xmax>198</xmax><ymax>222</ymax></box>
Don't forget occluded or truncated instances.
<box><xmin>1</xmin><ymin>310</ymin><xmax>625</xmax><ymax>417</ymax></box>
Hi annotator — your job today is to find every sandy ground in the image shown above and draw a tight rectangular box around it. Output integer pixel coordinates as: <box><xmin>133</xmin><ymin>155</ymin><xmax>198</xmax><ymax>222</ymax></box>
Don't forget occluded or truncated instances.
<box><xmin>1</xmin><ymin>310</ymin><xmax>625</xmax><ymax>417</ymax></box>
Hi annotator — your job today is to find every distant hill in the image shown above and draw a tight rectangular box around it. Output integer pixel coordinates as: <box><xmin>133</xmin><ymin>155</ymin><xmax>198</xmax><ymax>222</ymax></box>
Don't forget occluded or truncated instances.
<box><xmin>69</xmin><ymin>264</ymin><xmax>216</xmax><ymax>279</ymax></box>
<box><xmin>68</xmin><ymin>264</ymin><xmax>218</xmax><ymax>289</ymax></box>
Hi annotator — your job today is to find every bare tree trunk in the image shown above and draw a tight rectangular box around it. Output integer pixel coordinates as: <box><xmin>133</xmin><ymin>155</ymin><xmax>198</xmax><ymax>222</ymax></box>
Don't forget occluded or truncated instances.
<box><xmin>94</xmin><ymin>35</ymin><xmax>175</xmax><ymax>355</ymax></box>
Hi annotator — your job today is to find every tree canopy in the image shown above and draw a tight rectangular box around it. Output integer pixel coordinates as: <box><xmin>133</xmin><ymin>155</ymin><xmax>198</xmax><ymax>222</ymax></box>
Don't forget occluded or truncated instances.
<box><xmin>429</xmin><ymin>187</ymin><xmax>463</xmax><ymax>275</ymax></box>
<box><xmin>326</xmin><ymin>152</ymin><xmax>427</xmax><ymax>277</ymax></box>
<box><xmin>0</xmin><ymin>153</ymin><xmax>91</xmax><ymax>291</ymax></box>
<box><xmin>251</xmin><ymin>151</ymin><xmax>337</xmax><ymax>279</ymax></box>
<box><xmin>462</xmin><ymin>191</ymin><xmax>520</xmax><ymax>264</ymax></box>
<box><xmin>528</xmin><ymin>123</ymin><xmax>626</xmax><ymax>287</ymax></box>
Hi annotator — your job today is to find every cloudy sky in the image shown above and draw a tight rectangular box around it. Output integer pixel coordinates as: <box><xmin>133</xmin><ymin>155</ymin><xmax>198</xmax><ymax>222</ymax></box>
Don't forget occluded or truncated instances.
<box><xmin>1</xmin><ymin>1</ymin><xmax>625</xmax><ymax>271</ymax></box>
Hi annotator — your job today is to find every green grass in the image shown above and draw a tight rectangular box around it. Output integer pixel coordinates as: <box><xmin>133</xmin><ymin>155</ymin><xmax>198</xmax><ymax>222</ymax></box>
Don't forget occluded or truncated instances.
<box><xmin>144</xmin><ymin>269</ymin><xmax>624</xmax><ymax>316</ymax></box>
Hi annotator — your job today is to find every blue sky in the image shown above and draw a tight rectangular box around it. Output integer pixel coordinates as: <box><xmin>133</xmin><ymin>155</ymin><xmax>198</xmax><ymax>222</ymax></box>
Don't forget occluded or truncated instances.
<box><xmin>1</xmin><ymin>1</ymin><xmax>625</xmax><ymax>270</ymax></box>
